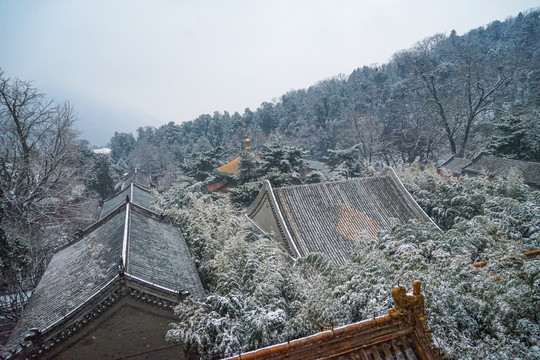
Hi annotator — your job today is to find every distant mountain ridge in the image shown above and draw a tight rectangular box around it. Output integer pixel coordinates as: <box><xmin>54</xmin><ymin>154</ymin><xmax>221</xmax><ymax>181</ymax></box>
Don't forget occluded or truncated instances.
<box><xmin>74</xmin><ymin>96</ymin><xmax>160</xmax><ymax>146</ymax></box>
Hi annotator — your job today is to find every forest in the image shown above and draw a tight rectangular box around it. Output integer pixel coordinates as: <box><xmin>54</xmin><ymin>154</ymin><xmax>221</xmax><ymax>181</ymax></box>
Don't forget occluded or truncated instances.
<box><xmin>159</xmin><ymin>165</ymin><xmax>539</xmax><ymax>359</ymax></box>
<box><xmin>1</xmin><ymin>8</ymin><xmax>539</xmax><ymax>359</ymax></box>
<box><xmin>106</xmin><ymin>9</ymin><xmax>540</xmax><ymax>180</ymax></box>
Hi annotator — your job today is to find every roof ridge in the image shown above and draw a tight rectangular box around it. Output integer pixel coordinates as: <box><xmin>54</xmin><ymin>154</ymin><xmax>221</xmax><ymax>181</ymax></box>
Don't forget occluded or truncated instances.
<box><xmin>40</xmin><ymin>275</ymin><xmax>120</xmax><ymax>335</ymax></box>
<box><xmin>6</xmin><ymin>275</ymin><xmax>184</xmax><ymax>358</ymax></box>
<box><xmin>264</xmin><ymin>180</ymin><xmax>301</xmax><ymax>258</ymax></box>
<box><xmin>129</xmin><ymin>202</ymin><xmax>169</xmax><ymax>223</ymax></box>
<box><xmin>56</xmin><ymin>201</ymin><xmax>177</xmax><ymax>255</ymax></box>
<box><xmin>274</xmin><ymin>171</ymin><xmax>391</xmax><ymax>191</ymax></box>
<box><xmin>438</xmin><ymin>154</ymin><xmax>456</xmax><ymax>167</ymax></box>
<box><xmin>101</xmin><ymin>185</ymin><xmax>130</xmax><ymax>203</ymax></box>
<box><xmin>122</xmin><ymin>202</ymin><xmax>131</xmax><ymax>272</ymax></box>
<box><xmin>55</xmin><ymin>203</ymin><xmax>128</xmax><ymax>253</ymax></box>
<box><xmin>102</xmin><ymin>182</ymin><xmax>153</xmax><ymax>203</ymax></box>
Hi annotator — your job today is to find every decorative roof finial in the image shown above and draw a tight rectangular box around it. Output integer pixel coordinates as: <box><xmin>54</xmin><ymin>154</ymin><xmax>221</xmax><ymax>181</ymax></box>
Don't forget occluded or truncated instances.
<box><xmin>245</xmin><ymin>139</ymin><xmax>251</xmax><ymax>152</ymax></box>
<box><xmin>389</xmin><ymin>281</ymin><xmax>425</xmax><ymax>318</ymax></box>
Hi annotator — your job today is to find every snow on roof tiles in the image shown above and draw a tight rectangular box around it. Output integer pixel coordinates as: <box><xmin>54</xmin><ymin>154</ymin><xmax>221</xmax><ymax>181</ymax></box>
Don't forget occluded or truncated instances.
<box><xmin>100</xmin><ymin>183</ymin><xmax>155</xmax><ymax>218</ymax></box>
<box><xmin>463</xmin><ymin>154</ymin><xmax>540</xmax><ymax>186</ymax></box>
<box><xmin>115</xmin><ymin>168</ymin><xmax>152</xmax><ymax>191</ymax></box>
<box><xmin>6</xmin><ymin>203</ymin><xmax>204</xmax><ymax>351</ymax></box>
<box><xmin>247</xmin><ymin>168</ymin><xmax>436</xmax><ymax>265</ymax></box>
<box><xmin>438</xmin><ymin>155</ymin><xmax>472</xmax><ymax>175</ymax></box>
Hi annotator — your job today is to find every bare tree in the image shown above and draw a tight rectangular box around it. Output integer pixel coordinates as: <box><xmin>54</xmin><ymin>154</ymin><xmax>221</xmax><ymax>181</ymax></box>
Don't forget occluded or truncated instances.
<box><xmin>406</xmin><ymin>34</ymin><xmax>513</xmax><ymax>157</ymax></box>
<box><xmin>0</xmin><ymin>71</ymin><xmax>97</xmax><ymax>326</ymax></box>
<box><xmin>0</xmin><ymin>70</ymin><xmax>81</xmax><ymax>226</ymax></box>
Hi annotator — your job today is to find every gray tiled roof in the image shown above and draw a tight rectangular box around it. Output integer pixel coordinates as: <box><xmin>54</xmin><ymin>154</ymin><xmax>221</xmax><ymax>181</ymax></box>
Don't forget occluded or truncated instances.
<box><xmin>100</xmin><ymin>183</ymin><xmax>155</xmax><ymax>218</ymax></box>
<box><xmin>128</xmin><ymin>209</ymin><xmax>204</xmax><ymax>292</ymax></box>
<box><xmin>463</xmin><ymin>154</ymin><xmax>540</xmax><ymax>186</ymax></box>
<box><xmin>302</xmin><ymin>160</ymin><xmax>336</xmax><ymax>179</ymax></box>
<box><xmin>115</xmin><ymin>168</ymin><xmax>152</xmax><ymax>191</ymax></box>
<box><xmin>7</xmin><ymin>203</ymin><xmax>204</xmax><ymax>349</ymax></box>
<box><xmin>247</xmin><ymin>168</ymin><xmax>436</xmax><ymax>266</ymax></box>
<box><xmin>7</xmin><ymin>207</ymin><xmax>125</xmax><ymax>348</ymax></box>
<box><xmin>438</xmin><ymin>155</ymin><xmax>471</xmax><ymax>175</ymax></box>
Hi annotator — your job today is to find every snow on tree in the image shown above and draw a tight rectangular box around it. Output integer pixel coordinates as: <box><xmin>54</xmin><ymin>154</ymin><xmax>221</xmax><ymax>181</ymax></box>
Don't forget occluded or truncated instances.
<box><xmin>159</xmin><ymin>166</ymin><xmax>540</xmax><ymax>359</ymax></box>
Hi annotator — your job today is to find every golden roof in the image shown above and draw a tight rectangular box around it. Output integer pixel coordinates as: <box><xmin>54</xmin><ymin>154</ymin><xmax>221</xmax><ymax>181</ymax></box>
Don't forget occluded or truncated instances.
<box><xmin>205</xmin><ymin>180</ymin><xmax>231</xmax><ymax>194</ymax></box>
<box><xmin>225</xmin><ymin>282</ymin><xmax>439</xmax><ymax>360</ymax></box>
<box><xmin>215</xmin><ymin>156</ymin><xmax>242</xmax><ymax>175</ymax></box>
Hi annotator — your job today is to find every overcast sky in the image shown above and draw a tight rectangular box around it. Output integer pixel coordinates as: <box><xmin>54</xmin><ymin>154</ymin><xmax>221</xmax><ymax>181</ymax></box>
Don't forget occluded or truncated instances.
<box><xmin>0</xmin><ymin>0</ymin><xmax>538</xmax><ymax>145</ymax></box>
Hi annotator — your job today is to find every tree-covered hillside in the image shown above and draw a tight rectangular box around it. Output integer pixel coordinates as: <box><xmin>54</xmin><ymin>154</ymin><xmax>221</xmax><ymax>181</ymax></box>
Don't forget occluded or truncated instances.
<box><xmin>111</xmin><ymin>9</ymin><xmax>540</xmax><ymax>181</ymax></box>
<box><xmin>2</xmin><ymin>8</ymin><xmax>539</xmax><ymax>358</ymax></box>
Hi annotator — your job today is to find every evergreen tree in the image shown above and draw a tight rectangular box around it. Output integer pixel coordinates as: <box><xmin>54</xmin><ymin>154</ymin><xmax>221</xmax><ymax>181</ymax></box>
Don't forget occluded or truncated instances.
<box><xmin>109</xmin><ymin>131</ymin><xmax>136</xmax><ymax>166</ymax></box>
<box><xmin>230</xmin><ymin>142</ymin><xmax>305</xmax><ymax>207</ymax></box>
<box><xmin>259</xmin><ymin>142</ymin><xmax>305</xmax><ymax>175</ymax></box>
<box><xmin>305</xmin><ymin>171</ymin><xmax>323</xmax><ymax>184</ymax></box>
<box><xmin>181</xmin><ymin>147</ymin><xmax>223</xmax><ymax>181</ymax></box>
<box><xmin>235</xmin><ymin>151</ymin><xmax>262</xmax><ymax>185</ymax></box>
<box><xmin>87</xmin><ymin>154</ymin><xmax>115</xmax><ymax>199</ymax></box>
<box><xmin>162</xmin><ymin>167</ymin><xmax>540</xmax><ymax>359</ymax></box>
<box><xmin>487</xmin><ymin>114</ymin><xmax>529</xmax><ymax>159</ymax></box>
<box><xmin>0</xmin><ymin>188</ymin><xmax>30</xmax><ymax>322</ymax></box>
<box><xmin>324</xmin><ymin>145</ymin><xmax>366</xmax><ymax>179</ymax></box>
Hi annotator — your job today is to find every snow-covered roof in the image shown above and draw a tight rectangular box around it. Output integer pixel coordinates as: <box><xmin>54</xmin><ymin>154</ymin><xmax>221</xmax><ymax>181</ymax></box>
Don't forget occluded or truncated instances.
<box><xmin>92</xmin><ymin>147</ymin><xmax>111</xmax><ymax>155</ymax></box>
<box><xmin>463</xmin><ymin>154</ymin><xmax>540</xmax><ymax>187</ymax></box>
<box><xmin>5</xmin><ymin>202</ymin><xmax>204</xmax><ymax>356</ymax></box>
<box><xmin>439</xmin><ymin>154</ymin><xmax>540</xmax><ymax>187</ymax></box>
<box><xmin>100</xmin><ymin>182</ymin><xmax>154</xmax><ymax>218</ymax></box>
<box><xmin>115</xmin><ymin>168</ymin><xmax>152</xmax><ymax>191</ymax></box>
<box><xmin>246</xmin><ymin>168</ymin><xmax>437</xmax><ymax>265</ymax></box>
<box><xmin>437</xmin><ymin>155</ymin><xmax>471</xmax><ymax>175</ymax></box>
<box><xmin>302</xmin><ymin>159</ymin><xmax>337</xmax><ymax>179</ymax></box>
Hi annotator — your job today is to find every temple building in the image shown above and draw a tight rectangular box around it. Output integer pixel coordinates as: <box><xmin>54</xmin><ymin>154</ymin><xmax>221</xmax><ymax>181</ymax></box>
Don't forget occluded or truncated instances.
<box><xmin>205</xmin><ymin>139</ymin><xmax>253</xmax><ymax>193</ymax></box>
<box><xmin>438</xmin><ymin>154</ymin><xmax>540</xmax><ymax>188</ymax></box>
<box><xmin>100</xmin><ymin>182</ymin><xmax>154</xmax><ymax>219</ymax></box>
<box><xmin>114</xmin><ymin>168</ymin><xmax>153</xmax><ymax>192</ymax></box>
<box><xmin>246</xmin><ymin>168</ymin><xmax>437</xmax><ymax>265</ymax></box>
<box><xmin>225</xmin><ymin>282</ymin><xmax>439</xmax><ymax>360</ymax></box>
<box><xmin>3</xmin><ymin>171</ymin><xmax>204</xmax><ymax>360</ymax></box>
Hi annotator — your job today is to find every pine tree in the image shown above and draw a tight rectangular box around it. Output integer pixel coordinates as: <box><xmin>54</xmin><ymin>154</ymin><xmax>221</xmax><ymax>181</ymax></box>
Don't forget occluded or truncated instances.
<box><xmin>487</xmin><ymin>114</ymin><xmax>528</xmax><ymax>159</ymax></box>
<box><xmin>235</xmin><ymin>151</ymin><xmax>262</xmax><ymax>184</ymax></box>
<box><xmin>87</xmin><ymin>154</ymin><xmax>115</xmax><ymax>199</ymax></box>
<box><xmin>324</xmin><ymin>145</ymin><xmax>365</xmax><ymax>179</ymax></box>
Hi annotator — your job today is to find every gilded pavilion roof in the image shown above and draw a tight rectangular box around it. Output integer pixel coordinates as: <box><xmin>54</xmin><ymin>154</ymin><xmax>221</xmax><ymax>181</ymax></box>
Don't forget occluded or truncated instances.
<box><xmin>214</xmin><ymin>156</ymin><xmax>242</xmax><ymax>176</ymax></box>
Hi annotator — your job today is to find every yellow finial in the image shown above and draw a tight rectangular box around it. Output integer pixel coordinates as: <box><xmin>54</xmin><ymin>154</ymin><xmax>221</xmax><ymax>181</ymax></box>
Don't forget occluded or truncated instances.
<box><xmin>245</xmin><ymin>139</ymin><xmax>251</xmax><ymax>152</ymax></box>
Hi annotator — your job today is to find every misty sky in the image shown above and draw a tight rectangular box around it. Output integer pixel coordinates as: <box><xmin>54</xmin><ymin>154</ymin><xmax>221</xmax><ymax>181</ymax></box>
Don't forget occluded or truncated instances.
<box><xmin>0</xmin><ymin>0</ymin><xmax>538</xmax><ymax>145</ymax></box>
